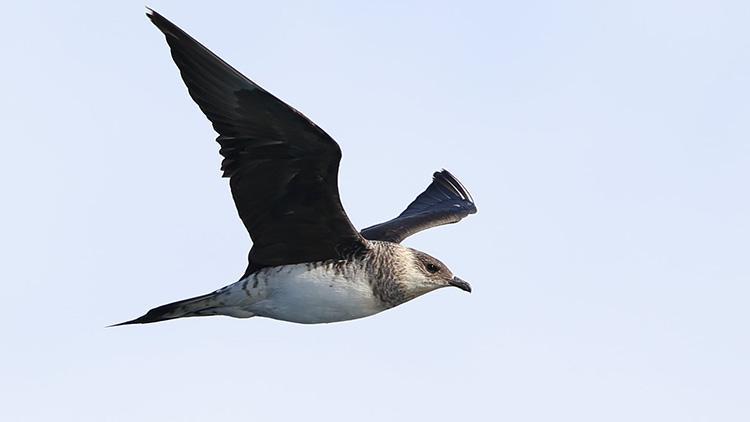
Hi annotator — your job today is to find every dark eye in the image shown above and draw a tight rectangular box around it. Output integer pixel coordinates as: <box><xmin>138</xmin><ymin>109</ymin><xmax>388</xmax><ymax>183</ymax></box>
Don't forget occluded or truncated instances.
<box><xmin>426</xmin><ymin>263</ymin><xmax>440</xmax><ymax>274</ymax></box>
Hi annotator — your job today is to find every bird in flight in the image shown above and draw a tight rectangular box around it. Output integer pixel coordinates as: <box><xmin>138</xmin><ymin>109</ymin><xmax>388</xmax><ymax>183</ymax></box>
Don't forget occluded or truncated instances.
<box><xmin>114</xmin><ymin>9</ymin><xmax>477</xmax><ymax>326</ymax></box>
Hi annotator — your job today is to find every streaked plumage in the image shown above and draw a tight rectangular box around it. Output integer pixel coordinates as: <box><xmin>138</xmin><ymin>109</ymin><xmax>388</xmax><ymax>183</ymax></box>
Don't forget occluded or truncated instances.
<box><xmin>114</xmin><ymin>10</ymin><xmax>477</xmax><ymax>326</ymax></box>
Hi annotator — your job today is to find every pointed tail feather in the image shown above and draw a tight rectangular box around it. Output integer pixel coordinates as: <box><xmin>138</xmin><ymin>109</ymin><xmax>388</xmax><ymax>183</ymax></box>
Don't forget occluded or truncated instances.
<box><xmin>110</xmin><ymin>292</ymin><xmax>218</xmax><ymax>327</ymax></box>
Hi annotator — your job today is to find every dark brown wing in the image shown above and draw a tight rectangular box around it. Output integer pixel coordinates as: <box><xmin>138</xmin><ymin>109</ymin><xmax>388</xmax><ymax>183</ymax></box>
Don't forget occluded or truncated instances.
<box><xmin>147</xmin><ymin>10</ymin><xmax>367</xmax><ymax>276</ymax></box>
<box><xmin>360</xmin><ymin>170</ymin><xmax>476</xmax><ymax>243</ymax></box>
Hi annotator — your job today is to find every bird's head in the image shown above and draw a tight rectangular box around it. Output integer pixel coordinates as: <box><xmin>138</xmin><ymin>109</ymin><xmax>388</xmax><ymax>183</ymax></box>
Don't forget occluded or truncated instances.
<box><xmin>396</xmin><ymin>248</ymin><xmax>472</xmax><ymax>301</ymax></box>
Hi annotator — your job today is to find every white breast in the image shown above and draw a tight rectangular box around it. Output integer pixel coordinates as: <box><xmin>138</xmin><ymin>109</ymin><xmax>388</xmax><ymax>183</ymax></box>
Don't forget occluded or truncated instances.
<box><xmin>235</xmin><ymin>263</ymin><xmax>386</xmax><ymax>324</ymax></box>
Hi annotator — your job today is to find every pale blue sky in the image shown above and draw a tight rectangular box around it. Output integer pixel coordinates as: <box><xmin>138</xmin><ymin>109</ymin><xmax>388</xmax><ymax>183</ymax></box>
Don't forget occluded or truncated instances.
<box><xmin>1</xmin><ymin>1</ymin><xmax>749</xmax><ymax>421</ymax></box>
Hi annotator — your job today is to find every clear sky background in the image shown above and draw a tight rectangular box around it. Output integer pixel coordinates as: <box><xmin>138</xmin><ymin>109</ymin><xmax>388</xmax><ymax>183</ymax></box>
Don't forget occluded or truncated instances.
<box><xmin>1</xmin><ymin>1</ymin><xmax>748</xmax><ymax>421</ymax></box>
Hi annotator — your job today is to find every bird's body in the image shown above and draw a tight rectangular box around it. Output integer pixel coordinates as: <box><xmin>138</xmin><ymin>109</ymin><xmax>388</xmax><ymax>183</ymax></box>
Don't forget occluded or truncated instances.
<box><xmin>187</xmin><ymin>241</ymin><xmax>418</xmax><ymax>324</ymax></box>
<box><xmin>114</xmin><ymin>10</ymin><xmax>477</xmax><ymax>326</ymax></box>
<box><xmin>186</xmin><ymin>243</ymin><xmax>398</xmax><ymax>324</ymax></box>
<box><xmin>123</xmin><ymin>241</ymin><xmax>457</xmax><ymax>324</ymax></box>
<box><xmin>175</xmin><ymin>261</ymin><xmax>384</xmax><ymax>324</ymax></box>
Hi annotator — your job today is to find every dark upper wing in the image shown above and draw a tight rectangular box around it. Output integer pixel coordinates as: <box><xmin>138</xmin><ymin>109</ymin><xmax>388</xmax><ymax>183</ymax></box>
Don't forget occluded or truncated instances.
<box><xmin>360</xmin><ymin>170</ymin><xmax>476</xmax><ymax>243</ymax></box>
<box><xmin>147</xmin><ymin>10</ymin><xmax>367</xmax><ymax>274</ymax></box>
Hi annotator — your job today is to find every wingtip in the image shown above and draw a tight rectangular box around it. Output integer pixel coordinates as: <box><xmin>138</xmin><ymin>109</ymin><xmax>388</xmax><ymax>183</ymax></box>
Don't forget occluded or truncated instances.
<box><xmin>433</xmin><ymin>169</ymin><xmax>459</xmax><ymax>186</ymax></box>
<box><xmin>144</xmin><ymin>7</ymin><xmax>193</xmax><ymax>42</ymax></box>
<box><xmin>432</xmin><ymin>169</ymin><xmax>475</xmax><ymax>205</ymax></box>
<box><xmin>145</xmin><ymin>7</ymin><xmax>162</xmax><ymax>26</ymax></box>
<box><xmin>433</xmin><ymin>168</ymin><xmax>456</xmax><ymax>181</ymax></box>
<box><xmin>145</xmin><ymin>7</ymin><xmax>166</xmax><ymax>25</ymax></box>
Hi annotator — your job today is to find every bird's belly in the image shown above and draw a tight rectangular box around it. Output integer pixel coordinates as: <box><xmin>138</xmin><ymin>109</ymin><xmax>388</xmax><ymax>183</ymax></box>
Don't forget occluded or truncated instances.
<box><xmin>247</xmin><ymin>264</ymin><xmax>385</xmax><ymax>324</ymax></box>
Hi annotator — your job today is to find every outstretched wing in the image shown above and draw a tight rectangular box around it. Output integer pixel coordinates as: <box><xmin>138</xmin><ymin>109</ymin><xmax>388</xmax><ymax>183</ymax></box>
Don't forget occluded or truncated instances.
<box><xmin>147</xmin><ymin>10</ymin><xmax>367</xmax><ymax>275</ymax></box>
<box><xmin>360</xmin><ymin>170</ymin><xmax>476</xmax><ymax>243</ymax></box>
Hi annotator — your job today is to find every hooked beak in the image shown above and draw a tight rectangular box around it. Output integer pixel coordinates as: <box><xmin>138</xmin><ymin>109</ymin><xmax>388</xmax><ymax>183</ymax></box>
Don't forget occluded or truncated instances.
<box><xmin>449</xmin><ymin>276</ymin><xmax>472</xmax><ymax>293</ymax></box>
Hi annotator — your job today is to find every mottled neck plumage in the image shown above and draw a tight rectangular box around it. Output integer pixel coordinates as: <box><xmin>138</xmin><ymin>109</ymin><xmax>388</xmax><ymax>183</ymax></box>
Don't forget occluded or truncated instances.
<box><xmin>360</xmin><ymin>241</ymin><xmax>413</xmax><ymax>307</ymax></box>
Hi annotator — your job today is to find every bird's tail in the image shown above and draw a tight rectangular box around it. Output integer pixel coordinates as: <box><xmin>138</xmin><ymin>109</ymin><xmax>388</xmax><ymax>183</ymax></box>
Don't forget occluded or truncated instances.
<box><xmin>110</xmin><ymin>292</ymin><xmax>224</xmax><ymax>326</ymax></box>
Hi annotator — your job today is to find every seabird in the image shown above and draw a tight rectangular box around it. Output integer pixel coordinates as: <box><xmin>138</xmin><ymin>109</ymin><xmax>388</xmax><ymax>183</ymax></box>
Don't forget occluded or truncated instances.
<box><xmin>114</xmin><ymin>9</ymin><xmax>477</xmax><ymax>326</ymax></box>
